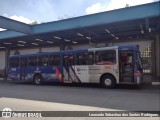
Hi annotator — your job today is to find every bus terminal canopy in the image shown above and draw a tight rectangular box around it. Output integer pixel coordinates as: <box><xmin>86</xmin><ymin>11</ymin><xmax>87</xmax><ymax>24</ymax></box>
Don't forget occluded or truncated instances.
<box><xmin>0</xmin><ymin>2</ymin><xmax>159</xmax><ymax>49</ymax></box>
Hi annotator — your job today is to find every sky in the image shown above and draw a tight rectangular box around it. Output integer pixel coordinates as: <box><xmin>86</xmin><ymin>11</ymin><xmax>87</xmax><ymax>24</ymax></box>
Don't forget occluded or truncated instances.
<box><xmin>0</xmin><ymin>0</ymin><xmax>157</xmax><ymax>25</ymax></box>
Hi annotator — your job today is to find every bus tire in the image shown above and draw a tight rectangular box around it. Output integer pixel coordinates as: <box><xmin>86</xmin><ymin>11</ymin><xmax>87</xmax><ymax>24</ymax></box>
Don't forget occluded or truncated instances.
<box><xmin>101</xmin><ymin>75</ymin><xmax>116</xmax><ymax>88</ymax></box>
<box><xmin>33</xmin><ymin>74</ymin><xmax>43</xmax><ymax>85</ymax></box>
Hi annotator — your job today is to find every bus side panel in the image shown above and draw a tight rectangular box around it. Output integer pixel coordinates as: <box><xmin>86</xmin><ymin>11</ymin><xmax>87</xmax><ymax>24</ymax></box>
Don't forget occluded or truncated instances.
<box><xmin>88</xmin><ymin>65</ymin><xmax>119</xmax><ymax>83</ymax></box>
<box><xmin>26</xmin><ymin>66</ymin><xmax>62</xmax><ymax>82</ymax></box>
<box><xmin>39</xmin><ymin>66</ymin><xmax>60</xmax><ymax>82</ymax></box>
<box><xmin>75</xmin><ymin>65</ymin><xmax>89</xmax><ymax>83</ymax></box>
<box><xmin>8</xmin><ymin>67</ymin><xmax>21</xmax><ymax>81</ymax></box>
<box><xmin>88</xmin><ymin>65</ymin><xmax>101</xmax><ymax>83</ymax></box>
<box><xmin>88</xmin><ymin>49</ymin><xmax>119</xmax><ymax>84</ymax></box>
<box><xmin>26</xmin><ymin>67</ymin><xmax>36</xmax><ymax>81</ymax></box>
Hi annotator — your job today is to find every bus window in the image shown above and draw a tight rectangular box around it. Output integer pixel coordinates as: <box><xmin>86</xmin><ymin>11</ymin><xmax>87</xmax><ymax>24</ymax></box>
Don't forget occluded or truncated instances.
<box><xmin>10</xmin><ymin>57</ymin><xmax>19</xmax><ymax>67</ymax></box>
<box><xmin>38</xmin><ymin>55</ymin><xmax>48</xmax><ymax>66</ymax></box>
<box><xmin>49</xmin><ymin>55</ymin><xmax>60</xmax><ymax>66</ymax></box>
<box><xmin>77</xmin><ymin>52</ymin><xmax>94</xmax><ymax>65</ymax></box>
<box><xmin>63</xmin><ymin>55</ymin><xmax>74</xmax><ymax>66</ymax></box>
<box><xmin>21</xmin><ymin>58</ymin><xmax>27</xmax><ymax>67</ymax></box>
<box><xmin>28</xmin><ymin>56</ymin><xmax>38</xmax><ymax>66</ymax></box>
<box><xmin>95</xmin><ymin>50</ymin><xmax>116</xmax><ymax>65</ymax></box>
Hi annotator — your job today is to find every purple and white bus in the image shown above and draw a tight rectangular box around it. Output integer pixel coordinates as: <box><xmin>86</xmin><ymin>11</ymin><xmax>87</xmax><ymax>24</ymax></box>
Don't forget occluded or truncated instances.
<box><xmin>8</xmin><ymin>45</ymin><xmax>143</xmax><ymax>88</ymax></box>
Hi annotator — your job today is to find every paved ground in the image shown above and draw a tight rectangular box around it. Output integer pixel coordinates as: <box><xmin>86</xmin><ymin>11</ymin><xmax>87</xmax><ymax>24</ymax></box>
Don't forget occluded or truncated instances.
<box><xmin>0</xmin><ymin>82</ymin><xmax>159</xmax><ymax>120</ymax></box>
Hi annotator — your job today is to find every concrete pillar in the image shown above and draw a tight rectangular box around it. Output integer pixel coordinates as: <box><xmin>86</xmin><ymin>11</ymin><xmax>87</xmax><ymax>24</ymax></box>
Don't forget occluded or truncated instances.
<box><xmin>155</xmin><ymin>34</ymin><xmax>160</xmax><ymax>78</ymax></box>
<box><xmin>39</xmin><ymin>47</ymin><xmax>42</xmax><ymax>52</ymax></box>
<box><xmin>59</xmin><ymin>40</ymin><xmax>65</xmax><ymax>51</ymax></box>
<box><xmin>151</xmin><ymin>42</ymin><xmax>156</xmax><ymax>76</ymax></box>
<box><xmin>5</xmin><ymin>48</ymin><xmax>10</xmax><ymax>78</ymax></box>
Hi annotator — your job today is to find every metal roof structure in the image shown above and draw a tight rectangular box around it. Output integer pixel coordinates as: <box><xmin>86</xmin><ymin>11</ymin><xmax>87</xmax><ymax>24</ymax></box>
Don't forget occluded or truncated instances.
<box><xmin>0</xmin><ymin>2</ymin><xmax>159</xmax><ymax>50</ymax></box>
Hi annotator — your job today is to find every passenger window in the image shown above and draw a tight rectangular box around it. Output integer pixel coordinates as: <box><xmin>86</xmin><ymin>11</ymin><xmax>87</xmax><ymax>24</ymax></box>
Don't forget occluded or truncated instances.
<box><xmin>63</xmin><ymin>55</ymin><xmax>74</xmax><ymax>66</ymax></box>
<box><xmin>96</xmin><ymin>50</ymin><xmax>116</xmax><ymax>65</ymax></box>
<box><xmin>21</xmin><ymin>58</ymin><xmax>27</xmax><ymax>67</ymax></box>
<box><xmin>49</xmin><ymin>55</ymin><xmax>60</xmax><ymax>66</ymax></box>
<box><xmin>77</xmin><ymin>52</ymin><xmax>94</xmax><ymax>65</ymax></box>
<box><xmin>38</xmin><ymin>55</ymin><xmax>48</xmax><ymax>66</ymax></box>
<box><xmin>28</xmin><ymin>56</ymin><xmax>38</xmax><ymax>66</ymax></box>
<box><xmin>10</xmin><ymin>57</ymin><xmax>19</xmax><ymax>67</ymax></box>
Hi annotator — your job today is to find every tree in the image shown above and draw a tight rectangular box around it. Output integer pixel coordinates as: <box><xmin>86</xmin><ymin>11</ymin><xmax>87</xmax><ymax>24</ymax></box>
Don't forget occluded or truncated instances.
<box><xmin>125</xmin><ymin>4</ymin><xmax>130</xmax><ymax>7</ymax></box>
<box><xmin>30</xmin><ymin>21</ymin><xmax>38</xmax><ymax>25</ymax></box>
<box><xmin>57</xmin><ymin>15</ymin><xmax>73</xmax><ymax>20</ymax></box>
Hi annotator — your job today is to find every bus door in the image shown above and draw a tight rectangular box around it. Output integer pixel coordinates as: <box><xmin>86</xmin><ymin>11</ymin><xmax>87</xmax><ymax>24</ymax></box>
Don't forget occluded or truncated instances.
<box><xmin>20</xmin><ymin>58</ymin><xmax>27</xmax><ymax>80</ymax></box>
<box><xmin>119</xmin><ymin>51</ymin><xmax>134</xmax><ymax>83</ymax></box>
<box><xmin>62</xmin><ymin>54</ymin><xmax>75</xmax><ymax>83</ymax></box>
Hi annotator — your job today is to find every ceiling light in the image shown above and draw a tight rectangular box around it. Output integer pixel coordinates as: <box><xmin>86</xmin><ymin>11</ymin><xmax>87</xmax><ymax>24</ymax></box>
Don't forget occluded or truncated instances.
<box><xmin>3</xmin><ymin>42</ymin><xmax>12</xmax><ymax>45</ymax></box>
<box><xmin>31</xmin><ymin>43</ymin><xmax>38</xmax><ymax>45</ymax></box>
<box><xmin>115</xmin><ymin>37</ymin><xmax>119</xmax><ymax>39</ymax></box>
<box><xmin>86</xmin><ymin>37</ymin><xmax>91</xmax><ymax>40</ymax></box>
<box><xmin>105</xmin><ymin>29</ymin><xmax>111</xmax><ymax>33</ymax></box>
<box><xmin>111</xmin><ymin>34</ymin><xmax>115</xmax><ymax>37</ymax></box>
<box><xmin>47</xmin><ymin>41</ymin><xmax>53</xmax><ymax>44</ymax></box>
<box><xmin>17</xmin><ymin>44</ymin><xmax>24</xmax><ymax>46</ymax></box>
<box><xmin>54</xmin><ymin>36</ymin><xmax>61</xmax><ymax>39</ymax></box>
<box><xmin>18</xmin><ymin>41</ymin><xmax>26</xmax><ymax>43</ymax></box>
<box><xmin>35</xmin><ymin>39</ymin><xmax>43</xmax><ymax>41</ymax></box>
<box><xmin>72</xmin><ymin>41</ymin><xmax>77</xmax><ymax>44</ymax></box>
<box><xmin>64</xmin><ymin>39</ymin><xmax>70</xmax><ymax>42</ymax></box>
<box><xmin>77</xmin><ymin>33</ymin><xmax>84</xmax><ymax>36</ymax></box>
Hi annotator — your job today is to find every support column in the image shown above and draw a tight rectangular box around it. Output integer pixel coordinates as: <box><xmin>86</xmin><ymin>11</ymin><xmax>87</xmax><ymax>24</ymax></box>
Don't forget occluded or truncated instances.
<box><xmin>5</xmin><ymin>48</ymin><xmax>10</xmax><ymax>79</ymax></box>
<box><xmin>151</xmin><ymin>41</ymin><xmax>156</xmax><ymax>76</ymax></box>
<box><xmin>39</xmin><ymin>47</ymin><xmax>42</xmax><ymax>52</ymax></box>
<box><xmin>59</xmin><ymin>40</ymin><xmax>65</xmax><ymax>51</ymax></box>
<box><xmin>155</xmin><ymin>34</ymin><xmax>160</xmax><ymax>78</ymax></box>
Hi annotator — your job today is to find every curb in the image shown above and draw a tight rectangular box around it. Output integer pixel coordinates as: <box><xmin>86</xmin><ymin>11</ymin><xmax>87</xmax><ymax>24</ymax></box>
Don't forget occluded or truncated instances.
<box><xmin>152</xmin><ymin>82</ymin><xmax>160</xmax><ymax>86</ymax></box>
<box><xmin>0</xmin><ymin>78</ymin><xmax>4</xmax><ymax>81</ymax></box>
<box><xmin>0</xmin><ymin>78</ymin><xmax>8</xmax><ymax>83</ymax></box>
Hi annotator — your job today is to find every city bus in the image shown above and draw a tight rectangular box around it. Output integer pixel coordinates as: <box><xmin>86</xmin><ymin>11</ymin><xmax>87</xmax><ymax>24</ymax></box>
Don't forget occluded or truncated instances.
<box><xmin>8</xmin><ymin>45</ymin><xmax>143</xmax><ymax>88</ymax></box>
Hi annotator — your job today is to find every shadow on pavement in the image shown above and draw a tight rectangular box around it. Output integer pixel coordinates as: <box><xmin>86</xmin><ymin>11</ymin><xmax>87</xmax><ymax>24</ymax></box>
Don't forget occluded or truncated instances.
<box><xmin>12</xmin><ymin>81</ymin><xmax>143</xmax><ymax>90</ymax></box>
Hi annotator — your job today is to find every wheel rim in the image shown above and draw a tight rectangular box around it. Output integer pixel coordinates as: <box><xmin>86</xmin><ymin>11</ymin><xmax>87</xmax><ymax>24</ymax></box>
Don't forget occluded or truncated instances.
<box><xmin>104</xmin><ymin>78</ymin><xmax>112</xmax><ymax>86</ymax></box>
<box><xmin>35</xmin><ymin>76</ymin><xmax>41</xmax><ymax>84</ymax></box>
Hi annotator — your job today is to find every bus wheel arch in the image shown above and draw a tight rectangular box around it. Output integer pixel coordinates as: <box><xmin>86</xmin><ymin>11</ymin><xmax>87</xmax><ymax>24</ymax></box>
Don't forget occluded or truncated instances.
<box><xmin>33</xmin><ymin>73</ymin><xmax>43</xmax><ymax>85</ymax></box>
<box><xmin>100</xmin><ymin>73</ymin><xmax>116</xmax><ymax>88</ymax></box>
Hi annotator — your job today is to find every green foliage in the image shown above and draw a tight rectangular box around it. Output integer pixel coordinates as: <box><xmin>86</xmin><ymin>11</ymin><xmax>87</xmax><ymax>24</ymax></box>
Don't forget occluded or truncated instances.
<box><xmin>30</xmin><ymin>21</ymin><xmax>38</xmax><ymax>25</ymax></box>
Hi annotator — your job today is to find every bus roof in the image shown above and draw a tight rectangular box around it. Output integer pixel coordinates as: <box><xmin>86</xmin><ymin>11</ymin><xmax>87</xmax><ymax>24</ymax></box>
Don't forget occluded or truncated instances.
<box><xmin>89</xmin><ymin>46</ymin><xmax>118</xmax><ymax>52</ymax></box>
<box><xmin>9</xmin><ymin>45</ymin><xmax>139</xmax><ymax>58</ymax></box>
<box><xmin>9</xmin><ymin>48</ymin><xmax>88</xmax><ymax>58</ymax></box>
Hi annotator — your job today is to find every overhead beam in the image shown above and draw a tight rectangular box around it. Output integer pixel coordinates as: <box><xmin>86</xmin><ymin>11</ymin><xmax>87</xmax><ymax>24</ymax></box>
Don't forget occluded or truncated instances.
<box><xmin>32</xmin><ymin>2</ymin><xmax>160</xmax><ymax>34</ymax></box>
<box><xmin>0</xmin><ymin>16</ymin><xmax>32</xmax><ymax>34</ymax></box>
<box><xmin>145</xmin><ymin>18</ymin><xmax>150</xmax><ymax>33</ymax></box>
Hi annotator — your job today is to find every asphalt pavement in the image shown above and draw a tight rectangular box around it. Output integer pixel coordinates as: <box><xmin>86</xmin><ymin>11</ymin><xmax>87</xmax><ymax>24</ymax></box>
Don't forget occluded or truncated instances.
<box><xmin>0</xmin><ymin>82</ymin><xmax>159</xmax><ymax>120</ymax></box>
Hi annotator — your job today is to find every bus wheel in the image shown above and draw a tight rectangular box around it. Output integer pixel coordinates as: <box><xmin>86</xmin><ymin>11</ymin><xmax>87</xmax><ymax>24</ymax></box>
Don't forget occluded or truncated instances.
<box><xmin>101</xmin><ymin>75</ymin><xmax>116</xmax><ymax>88</ymax></box>
<box><xmin>33</xmin><ymin>74</ymin><xmax>43</xmax><ymax>85</ymax></box>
